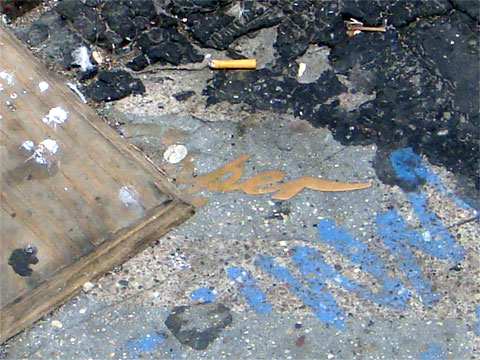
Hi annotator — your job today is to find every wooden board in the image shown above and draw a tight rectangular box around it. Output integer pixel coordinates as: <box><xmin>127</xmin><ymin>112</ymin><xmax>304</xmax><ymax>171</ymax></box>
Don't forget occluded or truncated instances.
<box><xmin>0</xmin><ymin>26</ymin><xmax>194</xmax><ymax>342</ymax></box>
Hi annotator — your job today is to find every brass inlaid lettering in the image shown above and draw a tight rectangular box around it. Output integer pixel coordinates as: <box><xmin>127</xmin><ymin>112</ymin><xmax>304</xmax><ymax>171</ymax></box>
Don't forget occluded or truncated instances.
<box><xmin>167</xmin><ymin>154</ymin><xmax>371</xmax><ymax>204</ymax></box>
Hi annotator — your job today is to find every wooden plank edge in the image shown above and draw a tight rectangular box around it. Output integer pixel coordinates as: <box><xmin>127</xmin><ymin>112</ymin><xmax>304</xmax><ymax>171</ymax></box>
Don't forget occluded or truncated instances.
<box><xmin>0</xmin><ymin>199</ymin><xmax>194</xmax><ymax>343</ymax></box>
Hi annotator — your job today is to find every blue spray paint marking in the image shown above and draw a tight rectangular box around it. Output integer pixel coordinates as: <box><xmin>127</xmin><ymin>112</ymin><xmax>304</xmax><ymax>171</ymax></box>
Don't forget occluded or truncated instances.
<box><xmin>316</xmin><ymin>219</ymin><xmax>409</xmax><ymax>310</ymax></box>
<box><xmin>190</xmin><ymin>287</ymin><xmax>216</xmax><ymax>303</ymax></box>
<box><xmin>420</xmin><ymin>341</ymin><xmax>446</xmax><ymax>360</ymax></box>
<box><xmin>125</xmin><ymin>332</ymin><xmax>166</xmax><ymax>359</ymax></box>
<box><xmin>376</xmin><ymin>210</ymin><xmax>439</xmax><ymax>306</ymax></box>
<box><xmin>406</xmin><ymin>192</ymin><xmax>465</xmax><ymax>263</ymax></box>
<box><xmin>475</xmin><ymin>306</ymin><xmax>480</xmax><ymax>336</ymax></box>
<box><xmin>292</xmin><ymin>246</ymin><xmax>409</xmax><ymax>310</ymax></box>
<box><xmin>255</xmin><ymin>255</ymin><xmax>346</xmax><ymax>329</ymax></box>
<box><xmin>391</xmin><ymin>148</ymin><xmax>474</xmax><ymax>211</ymax></box>
<box><xmin>227</xmin><ymin>267</ymin><xmax>271</xmax><ymax>313</ymax></box>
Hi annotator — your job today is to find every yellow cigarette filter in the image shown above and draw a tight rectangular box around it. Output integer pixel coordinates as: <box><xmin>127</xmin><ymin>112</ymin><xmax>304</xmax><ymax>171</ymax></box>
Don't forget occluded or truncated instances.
<box><xmin>209</xmin><ymin>59</ymin><xmax>257</xmax><ymax>69</ymax></box>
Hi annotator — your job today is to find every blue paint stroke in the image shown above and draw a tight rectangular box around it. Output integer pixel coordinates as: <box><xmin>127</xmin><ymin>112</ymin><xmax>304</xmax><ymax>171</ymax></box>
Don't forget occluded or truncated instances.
<box><xmin>125</xmin><ymin>332</ymin><xmax>165</xmax><ymax>359</ymax></box>
<box><xmin>316</xmin><ymin>219</ymin><xmax>409</xmax><ymax>310</ymax></box>
<box><xmin>391</xmin><ymin>148</ymin><xmax>474</xmax><ymax>211</ymax></box>
<box><xmin>406</xmin><ymin>192</ymin><xmax>465</xmax><ymax>263</ymax></box>
<box><xmin>227</xmin><ymin>267</ymin><xmax>271</xmax><ymax>313</ymax></box>
<box><xmin>420</xmin><ymin>341</ymin><xmax>446</xmax><ymax>360</ymax></box>
<box><xmin>190</xmin><ymin>287</ymin><xmax>216</xmax><ymax>303</ymax></box>
<box><xmin>376</xmin><ymin>210</ymin><xmax>439</xmax><ymax>306</ymax></box>
<box><xmin>293</xmin><ymin>245</ymin><xmax>408</xmax><ymax>310</ymax></box>
<box><xmin>475</xmin><ymin>306</ymin><xmax>480</xmax><ymax>336</ymax></box>
<box><xmin>255</xmin><ymin>255</ymin><xmax>346</xmax><ymax>329</ymax></box>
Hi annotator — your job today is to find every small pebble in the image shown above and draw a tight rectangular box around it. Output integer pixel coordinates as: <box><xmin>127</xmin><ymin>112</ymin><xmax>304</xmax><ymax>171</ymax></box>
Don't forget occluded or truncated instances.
<box><xmin>51</xmin><ymin>320</ymin><xmax>63</xmax><ymax>328</ymax></box>
<box><xmin>83</xmin><ymin>281</ymin><xmax>95</xmax><ymax>292</ymax></box>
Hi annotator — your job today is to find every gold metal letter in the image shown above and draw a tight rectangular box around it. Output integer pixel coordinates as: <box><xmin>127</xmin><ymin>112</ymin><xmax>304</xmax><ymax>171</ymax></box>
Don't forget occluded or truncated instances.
<box><xmin>240</xmin><ymin>170</ymin><xmax>285</xmax><ymax>195</ymax></box>
<box><xmin>180</xmin><ymin>154</ymin><xmax>249</xmax><ymax>191</ymax></box>
<box><xmin>269</xmin><ymin>175</ymin><xmax>372</xmax><ymax>200</ymax></box>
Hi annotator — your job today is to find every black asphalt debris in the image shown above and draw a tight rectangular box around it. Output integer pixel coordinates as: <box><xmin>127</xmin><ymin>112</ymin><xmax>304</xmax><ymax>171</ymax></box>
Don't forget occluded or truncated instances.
<box><xmin>165</xmin><ymin>302</ymin><xmax>233</xmax><ymax>351</ymax></box>
<box><xmin>85</xmin><ymin>69</ymin><xmax>145</xmax><ymax>102</ymax></box>
<box><xmin>10</xmin><ymin>0</ymin><xmax>479</xmax><ymax>194</ymax></box>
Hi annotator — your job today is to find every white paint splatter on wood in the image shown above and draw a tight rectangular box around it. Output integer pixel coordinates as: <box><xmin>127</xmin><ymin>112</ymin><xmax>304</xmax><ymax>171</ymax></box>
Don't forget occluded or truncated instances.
<box><xmin>38</xmin><ymin>81</ymin><xmax>50</xmax><ymax>93</ymax></box>
<box><xmin>42</xmin><ymin>107</ymin><xmax>68</xmax><ymax>125</ymax></box>
<box><xmin>0</xmin><ymin>70</ymin><xmax>14</xmax><ymax>86</ymax></box>
<box><xmin>22</xmin><ymin>139</ymin><xmax>59</xmax><ymax>165</ymax></box>
<box><xmin>118</xmin><ymin>185</ymin><xmax>140</xmax><ymax>207</ymax></box>
<box><xmin>21</xmin><ymin>140</ymin><xmax>35</xmax><ymax>152</ymax></box>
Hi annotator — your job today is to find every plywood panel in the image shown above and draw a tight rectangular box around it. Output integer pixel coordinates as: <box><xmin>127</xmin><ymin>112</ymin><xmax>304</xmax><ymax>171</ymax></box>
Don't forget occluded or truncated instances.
<box><xmin>0</xmin><ymin>26</ymin><xmax>194</xmax><ymax>342</ymax></box>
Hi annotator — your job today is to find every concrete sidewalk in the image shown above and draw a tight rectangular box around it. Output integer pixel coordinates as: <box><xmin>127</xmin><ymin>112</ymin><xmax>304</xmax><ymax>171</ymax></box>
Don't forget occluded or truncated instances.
<box><xmin>1</xmin><ymin>0</ymin><xmax>479</xmax><ymax>358</ymax></box>
<box><xmin>3</xmin><ymin>98</ymin><xmax>479</xmax><ymax>359</ymax></box>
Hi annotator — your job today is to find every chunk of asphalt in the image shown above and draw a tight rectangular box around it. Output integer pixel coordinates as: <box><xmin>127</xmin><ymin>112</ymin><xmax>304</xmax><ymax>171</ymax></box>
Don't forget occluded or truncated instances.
<box><xmin>165</xmin><ymin>302</ymin><xmax>232</xmax><ymax>350</ymax></box>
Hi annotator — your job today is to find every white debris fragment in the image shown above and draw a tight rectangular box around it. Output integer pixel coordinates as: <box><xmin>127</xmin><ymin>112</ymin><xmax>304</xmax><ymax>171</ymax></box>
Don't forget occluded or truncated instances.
<box><xmin>422</xmin><ymin>230</ymin><xmax>432</xmax><ymax>242</ymax></box>
<box><xmin>91</xmin><ymin>50</ymin><xmax>103</xmax><ymax>65</ymax></box>
<box><xmin>21</xmin><ymin>140</ymin><xmax>35</xmax><ymax>152</ymax></box>
<box><xmin>38</xmin><ymin>81</ymin><xmax>50</xmax><ymax>93</ymax></box>
<box><xmin>23</xmin><ymin>139</ymin><xmax>59</xmax><ymax>165</ymax></box>
<box><xmin>39</xmin><ymin>139</ymin><xmax>59</xmax><ymax>154</ymax></box>
<box><xmin>119</xmin><ymin>185</ymin><xmax>140</xmax><ymax>207</ymax></box>
<box><xmin>51</xmin><ymin>320</ymin><xmax>63</xmax><ymax>328</ymax></box>
<box><xmin>66</xmin><ymin>82</ymin><xmax>87</xmax><ymax>103</ymax></box>
<box><xmin>0</xmin><ymin>70</ymin><xmax>14</xmax><ymax>86</ymax></box>
<box><xmin>82</xmin><ymin>281</ymin><xmax>95</xmax><ymax>292</ymax></box>
<box><xmin>163</xmin><ymin>144</ymin><xmax>188</xmax><ymax>164</ymax></box>
<box><xmin>71</xmin><ymin>46</ymin><xmax>94</xmax><ymax>72</ymax></box>
<box><xmin>42</xmin><ymin>107</ymin><xmax>68</xmax><ymax>125</ymax></box>
<box><xmin>298</xmin><ymin>62</ymin><xmax>306</xmax><ymax>78</ymax></box>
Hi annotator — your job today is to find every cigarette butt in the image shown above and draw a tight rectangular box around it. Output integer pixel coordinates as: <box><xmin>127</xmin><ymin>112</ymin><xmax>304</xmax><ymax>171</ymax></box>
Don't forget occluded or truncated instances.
<box><xmin>209</xmin><ymin>59</ymin><xmax>257</xmax><ymax>69</ymax></box>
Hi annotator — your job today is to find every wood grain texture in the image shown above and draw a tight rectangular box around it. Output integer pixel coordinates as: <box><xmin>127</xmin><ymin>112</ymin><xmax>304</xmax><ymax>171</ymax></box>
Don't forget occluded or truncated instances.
<box><xmin>0</xmin><ymin>26</ymin><xmax>194</xmax><ymax>342</ymax></box>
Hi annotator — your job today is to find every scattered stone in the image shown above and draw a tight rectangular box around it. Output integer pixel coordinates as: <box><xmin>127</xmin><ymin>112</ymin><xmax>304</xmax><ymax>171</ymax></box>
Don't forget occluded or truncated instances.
<box><xmin>173</xmin><ymin>90</ymin><xmax>195</xmax><ymax>102</ymax></box>
<box><xmin>85</xmin><ymin>70</ymin><xmax>145</xmax><ymax>102</ymax></box>
<box><xmin>295</xmin><ymin>335</ymin><xmax>306</xmax><ymax>347</ymax></box>
<box><xmin>82</xmin><ymin>281</ymin><xmax>95</xmax><ymax>292</ymax></box>
<box><xmin>118</xmin><ymin>279</ymin><xmax>129</xmax><ymax>287</ymax></box>
<box><xmin>51</xmin><ymin>320</ymin><xmax>63</xmax><ymax>328</ymax></box>
<box><xmin>165</xmin><ymin>302</ymin><xmax>232</xmax><ymax>350</ymax></box>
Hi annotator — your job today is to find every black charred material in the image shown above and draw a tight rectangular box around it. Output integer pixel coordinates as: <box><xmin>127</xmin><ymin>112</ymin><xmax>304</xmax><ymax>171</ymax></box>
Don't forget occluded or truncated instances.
<box><xmin>172</xmin><ymin>1</ymin><xmax>282</xmax><ymax>50</ymax></box>
<box><xmin>204</xmin><ymin>0</ymin><xmax>479</xmax><ymax>195</ymax></box>
<box><xmin>86</xmin><ymin>70</ymin><xmax>145</xmax><ymax>101</ymax></box>
<box><xmin>1</xmin><ymin>0</ymin><xmax>42</xmax><ymax>19</ymax></box>
<box><xmin>173</xmin><ymin>90</ymin><xmax>195</xmax><ymax>102</ymax></box>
